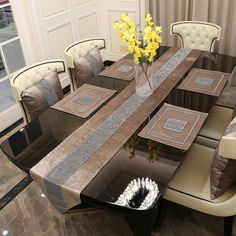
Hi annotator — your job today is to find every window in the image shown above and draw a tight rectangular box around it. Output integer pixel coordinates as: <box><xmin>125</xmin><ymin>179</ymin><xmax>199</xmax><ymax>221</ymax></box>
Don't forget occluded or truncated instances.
<box><xmin>0</xmin><ymin>2</ymin><xmax>25</xmax><ymax>113</ymax></box>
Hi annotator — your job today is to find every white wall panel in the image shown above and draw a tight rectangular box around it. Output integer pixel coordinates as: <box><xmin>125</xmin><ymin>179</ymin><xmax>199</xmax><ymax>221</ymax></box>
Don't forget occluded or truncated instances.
<box><xmin>78</xmin><ymin>13</ymin><xmax>98</xmax><ymax>39</ymax></box>
<box><xmin>41</xmin><ymin>0</ymin><xmax>69</xmax><ymax>17</ymax></box>
<box><xmin>74</xmin><ymin>0</ymin><xmax>93</xmax><ymax>7</ymax></box>
<box><xmin>48</xmin><ymin>24</ymin><xmax>73</xmax><ymax>58</ymax></box>
<box><xmin>109</xmin><ymin>11</ymin><xmax>136</xmax><ymax>54</ymax></box>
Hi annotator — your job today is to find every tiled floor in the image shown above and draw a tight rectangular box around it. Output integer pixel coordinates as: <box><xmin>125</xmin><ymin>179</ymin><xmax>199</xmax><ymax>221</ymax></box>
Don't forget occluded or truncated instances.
<box><xmin>0</xmin><ymin>127</ymin><xmax>236</xmax><ymax>236</ymax></box>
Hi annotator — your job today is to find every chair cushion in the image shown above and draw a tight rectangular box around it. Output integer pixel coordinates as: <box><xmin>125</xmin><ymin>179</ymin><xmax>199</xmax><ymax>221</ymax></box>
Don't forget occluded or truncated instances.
<box><xmin>216</xmin><ymin>86</ymin><xmax>236</xmax><ymax>110</ymax></box>
<box><xmin>210</xmin><ymin>116</ymin><xmax>236</xmax><ymax>199</ymax></box>
<box><xmin>74</xmin><ymin>47</ymin><xmax>104</xmax><ymax>86</ymax></box>
<box><xmin>196</xmin><ymin>105</ymin><xmax>233</xmax><ymax>148</ymax></box>
<box><xmin>166</xmin><ymin>143</ymin><xmax>235</xmax><ymax>202</ymax></box>
<box><xmin>21</xmin><ymin>71</ymin><xmax>64</xmax><ymax>121</ymax></box>
<box><xmin>164</xmin><ymin>143</ymin><xmax>236</xmax><ymax>216</ymax></box>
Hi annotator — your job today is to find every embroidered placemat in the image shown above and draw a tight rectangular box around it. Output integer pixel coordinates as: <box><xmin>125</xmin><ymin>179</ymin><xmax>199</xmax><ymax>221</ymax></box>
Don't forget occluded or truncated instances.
<box><xmin>52</xmin><ymin>84</ymin><xmax>116</xmax><ymax>118</ymax></box>
<box><xmin>138</xmin><ymin>103</ymin><xmax>208</xmax><ymax>150</ymax></box>
<box><xmin>178</xmin><ymin>68</ymin><xmax>230</xmax><ymax>96</ymax></box>
<box><xmin>99</xmin><ymin>57</ymin><xmax>135</xmax><ymax>81</ymax></box>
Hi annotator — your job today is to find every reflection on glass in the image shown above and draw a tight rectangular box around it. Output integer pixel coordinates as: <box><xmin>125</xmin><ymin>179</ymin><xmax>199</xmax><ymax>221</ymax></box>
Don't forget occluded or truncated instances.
<box><xmin>0</xmin><ymin>51</ymin><xmax>6</xmax><ymax>79</ymax></box>
<box><xmin>0</xmin><ymin>79</ymin><xmax>15</xmax><ymax>112</ymax></box>
<box><xmin>0</xmin><ymin>6</ymin><xmax>17</xmax><ymax>43</ymax></box>
<box><xmin>2</xmin><ymin>38</ymin><xmax>25</xmax><ymax>73</ymax></box>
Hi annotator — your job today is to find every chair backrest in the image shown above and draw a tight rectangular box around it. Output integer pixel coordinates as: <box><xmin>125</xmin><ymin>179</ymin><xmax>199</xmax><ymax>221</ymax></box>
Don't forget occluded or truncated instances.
<box><xmin>10</xmin><ymin>59</ymin><xmax>66</xmax><ymax>123</ymax></box>
<box><xmin>170</xmin><ymin>21</ymin><xmax>221</xmax><ymax>52</ymax></box>
<box><xmin>64</xmin><ymin>38</ymin><xmax>106</xmax><ymax>90</ymax></box>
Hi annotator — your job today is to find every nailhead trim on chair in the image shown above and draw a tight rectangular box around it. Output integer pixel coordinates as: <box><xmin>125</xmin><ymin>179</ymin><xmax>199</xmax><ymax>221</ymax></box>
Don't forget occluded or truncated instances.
<box><xmin>170</xmin><ymin>21</ymin><xmax>221</xmax><ymax>52</ymax></box>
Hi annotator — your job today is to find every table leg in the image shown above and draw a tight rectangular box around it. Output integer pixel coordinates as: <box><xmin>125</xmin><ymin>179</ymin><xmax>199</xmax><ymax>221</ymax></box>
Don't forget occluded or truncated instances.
<box><xmin>155</xmin><ymin>199</ymin><xmax>167</xmax><ymax>227</ymax></box>
<box><xmin>125</xmin><ymin>208</ymin><xmax>159</xmax><ymax>236</ymax></box>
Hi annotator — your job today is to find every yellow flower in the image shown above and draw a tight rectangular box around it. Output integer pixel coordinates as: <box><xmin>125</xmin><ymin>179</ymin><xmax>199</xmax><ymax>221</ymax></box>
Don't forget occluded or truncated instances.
<box><xmin>128</xmin><ymin>45</ymin><xmax>134</xmax><ymax>53</ymax></box>
<box><xmin>155</xmin><ymin>26</ymin><xmax>162</xmax><ymax>33</ymax></box>
<box><xmin>113</xmin><ymin>22</ymin><xmax>122</xmax><ymax>30</ymax></box>
<box><xmin>121</xmin><ymin>14</ymin><xmax>131</xmax><ymax>24</ymax></box>
<box><xmin>129</xmin><ymin>26</ymin><xmax>136</xmax><ymax>34</ymax></box>
<box><xmin>133</xmin><ymin>55</ymin><xmax>140</xmax><ymax>64</ymax></box>
<box><xmin>145</xmin><ymin>14</ymin><xmax>153</xmax><ymax>26</ymax></box>
<box><xmin>113</xmin><ymin>13</ymin><xmax>162</xmax><ymax>66</ymax></box>
<box><xmin>144</xmin><ymin>26</ymin><xmax>152</xmax><ymax>41</ymax></box>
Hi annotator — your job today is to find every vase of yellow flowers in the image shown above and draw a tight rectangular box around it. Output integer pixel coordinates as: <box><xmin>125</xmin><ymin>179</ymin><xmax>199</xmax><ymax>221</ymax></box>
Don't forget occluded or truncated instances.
<box><xmin>114</xmin><ymin>13</ymin><xmax>162</xmax><ymax>97</ymax></box>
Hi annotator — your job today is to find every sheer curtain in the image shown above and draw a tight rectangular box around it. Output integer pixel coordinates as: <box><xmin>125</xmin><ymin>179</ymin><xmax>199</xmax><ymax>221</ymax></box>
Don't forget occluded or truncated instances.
<box><xmin>149</xmin><ymin>0</ymin><xmax>236</xmax><ymax>56</ymax></box>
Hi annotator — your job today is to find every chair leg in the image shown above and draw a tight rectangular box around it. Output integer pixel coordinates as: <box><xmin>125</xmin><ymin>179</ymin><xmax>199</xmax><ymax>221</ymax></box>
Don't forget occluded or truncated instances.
<box><xmin>224</xmin><ymin>216</ymin><xmax>234</xmax><ymax>236</ymax></box>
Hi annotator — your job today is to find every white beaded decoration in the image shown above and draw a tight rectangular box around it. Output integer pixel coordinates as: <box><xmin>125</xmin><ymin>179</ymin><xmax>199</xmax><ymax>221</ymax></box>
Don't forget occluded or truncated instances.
<box><xmin>114</xmin><ymin>177</ymin><xmax>159</xmax><ymax>210</ymax></box>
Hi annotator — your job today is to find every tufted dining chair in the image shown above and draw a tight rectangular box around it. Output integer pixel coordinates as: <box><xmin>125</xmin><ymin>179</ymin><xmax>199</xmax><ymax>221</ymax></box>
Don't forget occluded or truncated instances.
<box><xmin>64</xmin><ymin>38</ymin><xmax>106</xmax><ymax>91</ymax></box>
<box><xmin>10</xmin><ymin>60</ymin><xmax>66</xmax><ymax>124</ymax></box>
<box><xmin>170</xmin><ymin>21</ymin><xmax>221</xmax><ymax>52</ymax></box>
<box><xmin>163</xmin><ymin>141</ymin><xmax>236</xmax><ymax>236</ymax></box>
<box><xmin>195</xmin><ymin>105</ymin><xmax>233</xmax><ymax>148</ymax></box>
<box><xmin>195</xmin><ymin>67</ymin><xmax>236</xmax><ymax>149</ymax></box>
<box><xmin>162</xmin><ymin>114</ymin><xmax>236</xmax><ymax>235</ymax></box>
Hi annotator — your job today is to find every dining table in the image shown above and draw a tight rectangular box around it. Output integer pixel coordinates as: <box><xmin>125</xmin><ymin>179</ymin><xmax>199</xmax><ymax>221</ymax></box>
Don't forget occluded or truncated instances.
<box><xmin>1</xmin><ymin>46</ymin><xmax>236</xmax><ymax>236</ymax></box>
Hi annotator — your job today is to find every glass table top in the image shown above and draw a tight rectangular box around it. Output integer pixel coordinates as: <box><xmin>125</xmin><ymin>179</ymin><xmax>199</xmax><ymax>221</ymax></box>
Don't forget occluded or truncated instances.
<box><xmin>0</xmin><ymin>109</ymin><xmax>84</xmax><ymax>172</ymax></box>
<box><xmin>0</xmin><ymin>76</ymin><xmax>130</xmax><ymax>173</ymax></box>
<box><xmin>80</xmin><ymin>48</ymin><xmax>236</xmax><ymax>212</ymax></box>
<box><xmin>1</xmin><ymin>46</ymin><xmax>236</xmax><ymax>212</ymax></box>
<box><xmin>81</xmin><ymin>139</ymin><xmax>184</xmax><ymax>212</ymax></box>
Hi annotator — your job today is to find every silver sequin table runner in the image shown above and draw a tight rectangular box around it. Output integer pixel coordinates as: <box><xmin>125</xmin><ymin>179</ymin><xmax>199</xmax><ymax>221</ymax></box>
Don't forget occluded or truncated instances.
<box><xmin>44</xmin><ymin>48</ymin><xmax>192</xmax><ymax>211</ymax></box>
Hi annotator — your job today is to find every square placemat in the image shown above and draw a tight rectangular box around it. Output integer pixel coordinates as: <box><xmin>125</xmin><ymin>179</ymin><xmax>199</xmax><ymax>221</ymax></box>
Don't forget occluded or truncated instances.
<box><xmin>99</xmin><ymin>57</ymin><xmax>135</xmax><ymax>81</ymax></box>
<box><xmin>52</xmin><ymin>84</ymin><xmax>116</xmax><ymax>118</ymax></box>
<box><xmin>138</xmin><ymin>103</ymin><xmax>208</xmax><ymax>150</ymax></box>
<box><xmin>178</xmin><ymin>68</ymin><xmax>230</xmax><ymax>96</ymax></box>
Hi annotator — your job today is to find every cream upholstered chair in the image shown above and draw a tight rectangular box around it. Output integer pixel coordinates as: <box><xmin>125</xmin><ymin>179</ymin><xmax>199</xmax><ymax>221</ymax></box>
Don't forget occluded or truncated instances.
<box><xmin>170</xmin><ymin>21</ymin><xmax>221</xmax><ymax>52</ymax></box>
<box><xmin>163</xmin><ymin>141</ymin><xmax>236</xmax><ymax>236</ymax></box>
<box><xmin>163</xmin><ymin>113</ymin><xmax>236</xmax><ymax>235</ymax></box>
<box><xmin>10</xmin><ymin>60</ymin><xmax>66</xmax><ymax>124</ymax></box>
<box><xmin>195</xmin><ymin>67</ymin><xmax>236</xmax><ymax>148</ymax></box>
<box><xmin>195</xmin><ymin>105</ymin><xmax>233</xmax><ymax>148</ymax></box>
<box><xmin>216</xmin><ymin>66</ymin><xmax>236</xmax><ymax>109</ymax></box>
<box><xmin>64</xmin><ymin>38</ymin><xmax>106</xmax><ymax>91</ymax></box>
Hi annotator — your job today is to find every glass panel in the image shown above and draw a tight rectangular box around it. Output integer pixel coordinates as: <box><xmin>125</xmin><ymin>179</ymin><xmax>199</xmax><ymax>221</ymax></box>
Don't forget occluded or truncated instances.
<box><xmin>0</xmin><ymin>79</ymin><xmax>15</xmax><ymax>112</ymax></box>
<box><xmin>0</xmin><ymin>6</ymin><xmax>17</xmax><ymax>43</ymax></box>
<box><xmin>2</xmin><ymin>38</ymin><xmax>25</xmax><ymax>73</ymax></box>
<box><xmin>0</xmin><ymin>50</ymin><xmax>6</xmax><ymax>79</ymax></box>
